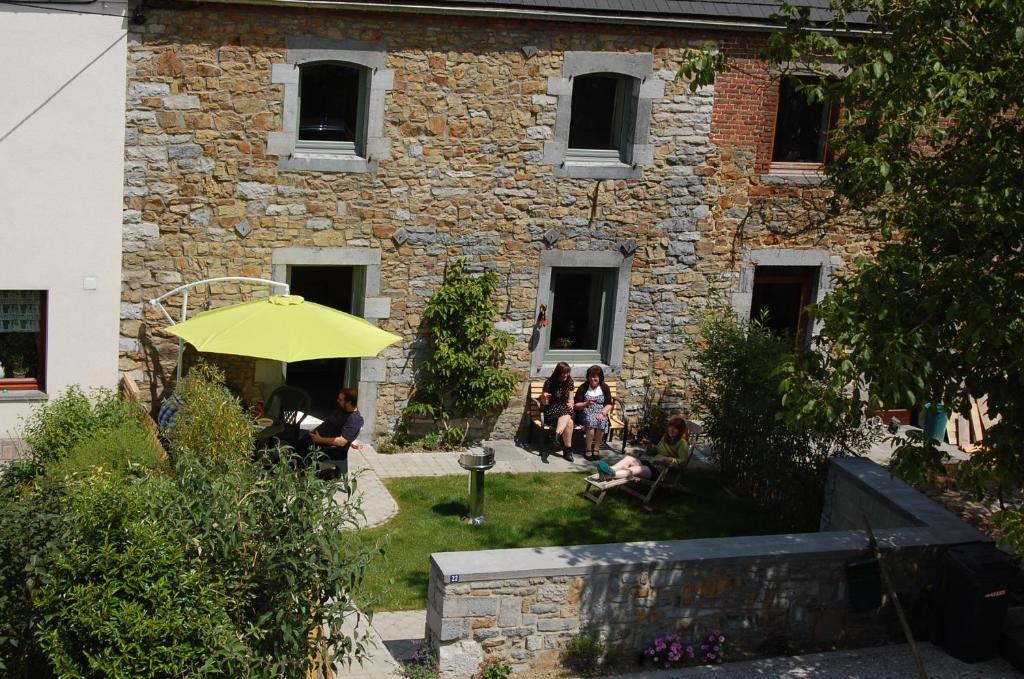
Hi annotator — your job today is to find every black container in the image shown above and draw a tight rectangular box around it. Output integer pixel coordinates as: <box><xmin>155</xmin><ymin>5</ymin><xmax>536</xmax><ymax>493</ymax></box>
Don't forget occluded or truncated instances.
<box><xmin>847</xmin><ymin>554</ymin><xmax>883</xmax><ymax>611</ymax></box>
<box><xmin>937</xmin><ymin>542</ymin><xmax>1016</xmax><ymax>663</ymax></box>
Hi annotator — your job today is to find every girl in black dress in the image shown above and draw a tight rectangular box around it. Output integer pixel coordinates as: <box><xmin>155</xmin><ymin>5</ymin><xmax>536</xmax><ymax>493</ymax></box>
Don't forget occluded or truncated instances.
<box><xmin>541</xmin><ymin>361</ymin><xmax>575</xmax><ymax>462</ymax></box>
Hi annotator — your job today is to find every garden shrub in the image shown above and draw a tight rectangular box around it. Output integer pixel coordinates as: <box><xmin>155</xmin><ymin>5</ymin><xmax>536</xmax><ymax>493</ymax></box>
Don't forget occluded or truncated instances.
<box><xmin>0</xmin><ymin>479</ymin><xmax>65</xmax><ymax>677</ymax></box>
<box><xmin>562</xmin><ymin>632</ymin><xmax>605</xmax><ymax>677</ymax></box>
<box><xmin>166</xmin><ymin>362</ymin><xmax>254</xmax><ymax>468</ymax></box>
<box><xmin>1</xmin><ymin>443</ymin><xmax>372</xmax><ymax>676</ymax></box>
<box><xmin>401</xmin><ymin>644</ymin><xmax>439</xmax><ymax>679</ymax></box>
<box><xmin>474</xmin><ymin>656</ymin><xmax>512</xmax><ymax>679</ymax></box>
<box><xmin>21</xmin><ymin>385</ymin><xmax>141</xmax><ymax>467</ymax></box>
<box><xmin>49</xmin><ymin>421</ymin><xmax>165</xmax><ymax>479</ymax></box>
<box><xmin>156</xmin><ymin>451</ymin><xmax>374</xmax><ymax>676</ymax></box>
<box><xmin>400</xmin><ymin>259</ymin><xmax>517</xmax><ymax>444</ymax></box>
<box><xmin>643</xmin><ymin>630</ymin><xmax>727</xmax><ymax>669</ymax></box>
<box><xmin>690</xmin><ymin>313</ymin><xmax>872</xmax><ymax>530</ymax></box>
<box><xmin>33</xmin><ymin>475</ymin><xmax>235</xmax><ymax>679</ymax></box>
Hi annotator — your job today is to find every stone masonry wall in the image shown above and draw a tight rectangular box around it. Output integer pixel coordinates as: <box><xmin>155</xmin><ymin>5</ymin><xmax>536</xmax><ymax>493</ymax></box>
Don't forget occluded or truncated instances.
<box><xmin>425</xmin><ymin>458</ymin><xmax>990</xmax><ymax>677</ymax></box>
<box><xmin>120</xmin><ymin>5</ymin><xmax>882</xmax><ymax>436</ymax></box>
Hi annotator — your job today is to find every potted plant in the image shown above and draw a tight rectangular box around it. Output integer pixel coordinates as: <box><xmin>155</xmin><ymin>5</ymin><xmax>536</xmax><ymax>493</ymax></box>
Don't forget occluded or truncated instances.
<box><xmin>8</xmin><ymin>353</ymin><xmax>27</xmax><ymax>378</ymax></box>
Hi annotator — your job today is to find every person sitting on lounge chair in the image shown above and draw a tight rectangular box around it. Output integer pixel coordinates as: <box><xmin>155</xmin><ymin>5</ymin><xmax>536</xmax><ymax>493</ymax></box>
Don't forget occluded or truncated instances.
<box><xmin>596</xmin><ymin>416</ymin><xmax>690</xmax><ymax>482</ymax></box>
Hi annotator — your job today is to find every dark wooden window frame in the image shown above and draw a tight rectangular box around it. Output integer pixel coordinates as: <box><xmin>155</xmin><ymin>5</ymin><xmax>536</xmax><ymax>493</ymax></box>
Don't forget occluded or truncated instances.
<box><xmin>768</xmin><ymin>74</ymin><xmax>840</xmax><ymax>171</ymax></box>
<box><xmin>751</xmin><ymin>270</ymin><xmax>815</xmax><ymax>348</ymax></box>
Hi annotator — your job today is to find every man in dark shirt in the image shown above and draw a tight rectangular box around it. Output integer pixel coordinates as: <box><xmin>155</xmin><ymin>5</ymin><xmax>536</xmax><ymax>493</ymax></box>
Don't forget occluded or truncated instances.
<box><xmin>309</xmin><ymin>388</ymin><xmax>363</xmax><ymax>477</ymax></box>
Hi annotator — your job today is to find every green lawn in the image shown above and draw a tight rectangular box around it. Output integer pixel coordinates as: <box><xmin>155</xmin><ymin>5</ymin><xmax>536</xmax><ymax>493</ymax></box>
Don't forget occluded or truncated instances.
<box><xmin>358</xmin><ymin>471</ymin><xmax>780</xmax><ymax>611</ymax></box>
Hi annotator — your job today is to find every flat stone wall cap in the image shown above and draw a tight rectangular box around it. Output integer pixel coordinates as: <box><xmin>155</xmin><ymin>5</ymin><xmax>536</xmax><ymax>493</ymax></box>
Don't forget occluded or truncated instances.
<box><xmin>430</xmin><ymin>531</ymin><xmax>903</xmax><ymax>582</ymax></box>
<box><xmin>833</xmin><ymin>457</ymin><xmax>989</xmax><ymax>543</ymax></box>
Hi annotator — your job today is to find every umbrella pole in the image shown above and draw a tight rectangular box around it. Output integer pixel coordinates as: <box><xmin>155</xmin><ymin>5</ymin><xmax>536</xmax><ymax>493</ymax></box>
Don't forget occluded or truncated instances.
<box><xmin>177</xmin><ymin>287</ymin><xmax>188</xmax><ymax>382</ymax></box>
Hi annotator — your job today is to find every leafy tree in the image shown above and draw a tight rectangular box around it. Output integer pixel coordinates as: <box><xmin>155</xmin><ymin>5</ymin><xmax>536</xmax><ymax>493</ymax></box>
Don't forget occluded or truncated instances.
<box><xmin>683</xmin><ymin>0</ymin><xmax>1024</xmax><ymax>540</ymax></box>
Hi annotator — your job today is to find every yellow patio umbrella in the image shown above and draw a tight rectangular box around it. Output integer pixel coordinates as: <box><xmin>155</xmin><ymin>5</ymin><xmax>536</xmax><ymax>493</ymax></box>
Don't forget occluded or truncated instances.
<box><xmin>165</xmin><ymin>295</ymin><xmax>401</xmax><ymax>363</ymax></box>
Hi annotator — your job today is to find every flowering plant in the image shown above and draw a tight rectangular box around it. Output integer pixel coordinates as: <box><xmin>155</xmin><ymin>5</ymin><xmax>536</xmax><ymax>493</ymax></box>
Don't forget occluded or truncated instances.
<box><xmin>643</xmin><ymin>630</ymin><xmax>727</xmax><ymax>669</ymax></box>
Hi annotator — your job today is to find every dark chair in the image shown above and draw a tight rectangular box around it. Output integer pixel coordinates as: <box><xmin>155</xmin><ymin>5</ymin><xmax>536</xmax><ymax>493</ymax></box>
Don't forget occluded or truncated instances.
<box><xmin>264</xmin><ymin>385</ymin><xmax>312</xmax><ymax>429</ymax></box>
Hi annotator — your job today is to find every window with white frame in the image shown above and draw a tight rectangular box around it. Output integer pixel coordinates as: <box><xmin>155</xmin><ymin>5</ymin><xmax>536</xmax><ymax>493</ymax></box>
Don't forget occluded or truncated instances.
<box><xmin>566</xmin><ymin>73</ymin><xmax>639</xmax><ymax>164</ymax></box>
<box><xmin>545</xmin><ymin>268</ymin><xmax>617</xmax><ymax>363</ymax></box>
<box><xmin>296</xmin><ymin>62</ymin><xmax>367</xmax><ymax>155</ymax></box>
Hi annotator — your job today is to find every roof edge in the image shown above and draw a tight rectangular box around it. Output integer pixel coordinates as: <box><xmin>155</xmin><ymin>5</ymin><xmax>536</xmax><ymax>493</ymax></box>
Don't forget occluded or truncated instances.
<box><xmin>181</xmin><ymin>0</ymin><xmax>874</xmax><ymax>34</ymax></box>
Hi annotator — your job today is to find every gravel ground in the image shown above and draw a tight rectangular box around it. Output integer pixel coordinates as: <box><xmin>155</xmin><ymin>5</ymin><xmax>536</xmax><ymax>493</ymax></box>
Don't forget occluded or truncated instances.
<box><xmin>594</xmin><ymin>642</ymin><xmax>1020</xmax><ymax>678</ymax></box>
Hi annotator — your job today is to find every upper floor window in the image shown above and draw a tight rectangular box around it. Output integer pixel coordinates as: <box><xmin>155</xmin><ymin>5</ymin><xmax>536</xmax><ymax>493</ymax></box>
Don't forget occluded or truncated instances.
<box><xmin>268</xmin><ymin>38</ymin><xmax>393</xmax><ymax>174</ymax></box>
<box><xmin>297</xmin><ymin>62</ymin><xmax>367</xmax><ymax>155</ymax></box>
<box><xmin>772</xmin><ymin>75</ymin><xmax>835</xmax><ymax>166</ymax></box>
<box><xmin>543</xmin><ymin>51</ymin><xmax>662</xmax><ymax>180</ymax></box>
<box><xmin>567</xmin><ymin>73</ymin><xmax>638</xmax><ymax>164</ymax></box>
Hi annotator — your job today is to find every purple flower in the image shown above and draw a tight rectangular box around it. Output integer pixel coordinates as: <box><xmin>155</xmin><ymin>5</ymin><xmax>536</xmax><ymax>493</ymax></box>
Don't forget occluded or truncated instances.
<box><xmin>718</xmin><ymin>635</ymin><xmax>726</xmax><ymax>642</ymax></box>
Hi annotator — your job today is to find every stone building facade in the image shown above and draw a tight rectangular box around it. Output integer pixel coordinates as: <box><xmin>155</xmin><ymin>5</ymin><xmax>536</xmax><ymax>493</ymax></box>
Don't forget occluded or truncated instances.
<box><xmin>119</xmin><ymin>1</ymin><xmax>881</xmax><ymax>439</ymax></box>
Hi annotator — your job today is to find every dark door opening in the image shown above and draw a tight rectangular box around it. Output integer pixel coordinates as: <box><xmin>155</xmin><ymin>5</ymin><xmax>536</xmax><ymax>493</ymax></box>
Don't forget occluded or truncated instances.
<box><xmin>286</xmin><ymin>265</ymin><xmax>364</xmax><ymax>418</ymax></box>
<box><xmin>750</xmin><ymin>266</ymin><xmax>817</xmax><ymax>347</ymax></box>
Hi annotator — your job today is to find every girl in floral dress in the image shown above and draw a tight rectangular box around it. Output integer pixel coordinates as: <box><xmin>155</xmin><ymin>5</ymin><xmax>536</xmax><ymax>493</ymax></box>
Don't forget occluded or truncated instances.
<box><xmin>574</xmin><ymin>364</ymin><xmax>613</xmax><ymax>461</ymax></box>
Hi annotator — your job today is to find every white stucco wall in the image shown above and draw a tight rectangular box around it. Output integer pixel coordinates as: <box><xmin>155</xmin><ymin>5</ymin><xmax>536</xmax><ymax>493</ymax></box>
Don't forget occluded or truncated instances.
<box><xmin>0</xmin><ymin>3</ymin><xmax>127</xmax><ymax>438</ymax></box>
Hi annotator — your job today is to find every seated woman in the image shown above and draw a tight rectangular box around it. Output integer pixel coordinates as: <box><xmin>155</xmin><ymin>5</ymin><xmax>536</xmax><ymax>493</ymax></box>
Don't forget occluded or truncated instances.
<box><xmin>595</xmin><ymin>416</ymin><xmax>690</xmax><ymax>483</ymax></box>
<box><xmin>540</xmin><ymin>361</ymin><xmax>575</xmax><ymax>463</ymax></box>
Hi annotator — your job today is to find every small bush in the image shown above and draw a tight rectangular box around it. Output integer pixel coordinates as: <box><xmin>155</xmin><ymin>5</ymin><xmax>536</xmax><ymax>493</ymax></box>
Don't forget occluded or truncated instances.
<box><xmin>475</xmin><ymin>656</ymin><xmax>512</xmax><ymax>679</ymax></box>
<box><xmin>49</xmin><ymin>422</ymin><xmax>165</xmax><ymax>479</ymax></box>
<box><xmin>1</xmin><ymin>447</ymin><xmax>373</xmax><ymax>676</ymax></box>
<box><xmin>643</xmin><ymin>630</ymin><xmax>727</xmax><ymax>669</ymax></box>
<box><xmin>562</xmin><ymin>632</ymin><xmax>605</xmax><ymax>677</ymax></box>
<box><xmin>157</xmin><ymin>451</ymin><xmax>374</xmax><ymax>676</ymax></box>
<box><xmin>0</xmin><ymin>479</ymin><xmax>65</xmax><ymax>676</ymax></box>
<box><xmin>21</xmin><ymin>386</ymin><xmax>141</xmax><ymax>467</ymax></box>
<box><xmin>401</xmin><ymin>643</ymin><xmax>439</xmax><ymax>679</ymax></box>
<box><xmin>167</xmin><ymin>363</ymin><xmax>254</xmax><ymax>468</ymax></box>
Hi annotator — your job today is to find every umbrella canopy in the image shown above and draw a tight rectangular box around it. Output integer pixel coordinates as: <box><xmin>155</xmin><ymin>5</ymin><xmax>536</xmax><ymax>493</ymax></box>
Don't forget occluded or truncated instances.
<box><xmin>166</xmin><ymin>295</ymin><xmax>401</xmax><ymax>362</ymax></box>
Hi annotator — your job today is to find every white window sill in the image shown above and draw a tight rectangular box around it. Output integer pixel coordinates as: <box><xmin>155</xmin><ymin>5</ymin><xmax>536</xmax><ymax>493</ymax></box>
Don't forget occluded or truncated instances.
<box><xmin>533</xmin><ymin>362</ymin><xmax>614</xmax><ymax>379</ymax></box>
<box><xmin>762</xmin><ymin>164</ymin><xmax>826</xmax><ymax>186</ymax></box>
<box><xmin>555</xmin><ymin>160</ymin><xmax>640</xmax><ymax>180</ymax></box>
<box><xmin>279</xmin><ymin>152</ymin><xmax>375</xmax><ymax>173</ymax></box>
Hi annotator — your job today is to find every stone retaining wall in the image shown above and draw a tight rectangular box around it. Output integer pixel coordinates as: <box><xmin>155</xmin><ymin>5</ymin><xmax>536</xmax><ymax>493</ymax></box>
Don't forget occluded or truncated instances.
<box><xmin>425</xmin><ymin>458</ymin><xmax>988</xmax><ymax>676</ymax></box>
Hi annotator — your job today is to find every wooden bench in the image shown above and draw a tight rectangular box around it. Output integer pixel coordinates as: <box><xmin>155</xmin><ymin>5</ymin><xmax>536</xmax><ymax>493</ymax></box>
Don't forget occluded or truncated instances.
<box><xmin>527</xmin><ymin>378</ymin><xmax>629</xmax><ymax>447</ymax></box>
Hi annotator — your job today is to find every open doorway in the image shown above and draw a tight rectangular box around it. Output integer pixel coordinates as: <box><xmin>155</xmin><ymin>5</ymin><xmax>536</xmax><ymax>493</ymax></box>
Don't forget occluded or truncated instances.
<box><xmin>286</xmin><ymin>265</ymin><xmax>365</xmax><ymax>418</ymax></box>
<box><xmin>750</xmin><ymin>265</ymin><xmax>818</xmax><ymax>347</ymax></box>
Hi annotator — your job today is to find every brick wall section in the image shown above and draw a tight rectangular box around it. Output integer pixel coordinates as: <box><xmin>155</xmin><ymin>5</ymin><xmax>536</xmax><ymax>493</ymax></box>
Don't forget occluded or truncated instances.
<box><xmin>120</xmin><ymin>5</ymin><xmax>882</xmax><ymax>437</ymax></box>
<box><xmin>709</xmin><ymin>35</ymin><xmax>780</xmax><ymax>175</ymax></box>
<box><xmin>425</xmin><ymin>459</ymin><xmax>989</xmax><ymax>677</ymax></box>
